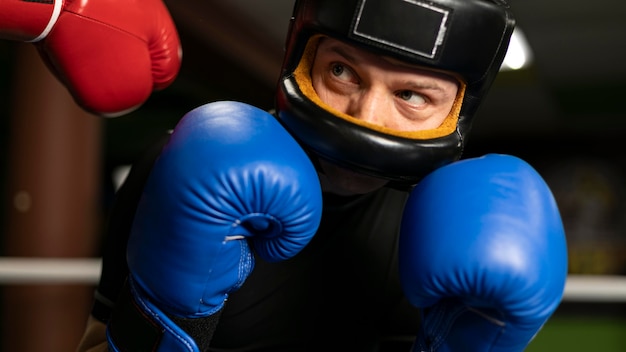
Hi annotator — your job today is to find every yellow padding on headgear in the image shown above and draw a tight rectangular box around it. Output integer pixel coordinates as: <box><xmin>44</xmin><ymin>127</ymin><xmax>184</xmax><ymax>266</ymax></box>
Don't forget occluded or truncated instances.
<box><xmin>293</xmin><ymin>35</ymin><xmax>466</xmax><ymax>140</ymax></box>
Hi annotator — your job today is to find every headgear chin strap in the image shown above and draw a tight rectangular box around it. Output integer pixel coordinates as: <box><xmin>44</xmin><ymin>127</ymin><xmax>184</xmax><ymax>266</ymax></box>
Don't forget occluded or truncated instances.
<box><xmin>275</xmin><ymin>0</ymin><xmax>515</xmax><ymax>186</ymax></box>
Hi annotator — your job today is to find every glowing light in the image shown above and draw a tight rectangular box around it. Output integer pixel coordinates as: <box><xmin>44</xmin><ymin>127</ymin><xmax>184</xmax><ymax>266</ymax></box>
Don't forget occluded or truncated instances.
<box><xmin>500</xmin><ymin>28</ymin><xmax>533</xmax><ymax>71</ymax></box>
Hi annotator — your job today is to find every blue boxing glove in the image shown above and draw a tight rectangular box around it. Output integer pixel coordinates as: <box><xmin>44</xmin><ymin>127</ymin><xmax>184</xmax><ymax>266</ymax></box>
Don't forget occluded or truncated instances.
<box><xmin>399</xmin><ymin>154</ymin><xmax>568</xmax><ymax>352</ymax></box>
<box><xmin>106</xmin><ymin>101</ymin><xmax>322</xmax><ymax>352</ymax></box>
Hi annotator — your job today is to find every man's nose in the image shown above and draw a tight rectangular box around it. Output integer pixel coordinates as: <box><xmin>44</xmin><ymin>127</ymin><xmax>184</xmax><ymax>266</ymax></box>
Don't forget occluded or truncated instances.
<box><xmin>347</xmin><ymin>90</ymin><xmax>385</xmax><ymax>126</ymax></box>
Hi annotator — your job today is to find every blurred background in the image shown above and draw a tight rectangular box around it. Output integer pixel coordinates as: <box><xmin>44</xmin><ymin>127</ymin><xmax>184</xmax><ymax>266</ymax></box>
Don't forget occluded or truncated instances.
<box><xmin>0</xmin><ymin>0</ymin><xmax>625</xmax><ymax>350</ymax></box>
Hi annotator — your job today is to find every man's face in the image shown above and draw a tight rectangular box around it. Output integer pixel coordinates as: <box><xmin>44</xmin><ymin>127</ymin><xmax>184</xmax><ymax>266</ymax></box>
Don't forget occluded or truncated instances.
<box><xmin>311</xmin><ymin>38</ymin><xmax>459</xmax><ymax>132</ymax></box>
<box><xmin>310</xmin><ymin>38</ymin><xmax>460</xmax><ymax>195</ymax></box>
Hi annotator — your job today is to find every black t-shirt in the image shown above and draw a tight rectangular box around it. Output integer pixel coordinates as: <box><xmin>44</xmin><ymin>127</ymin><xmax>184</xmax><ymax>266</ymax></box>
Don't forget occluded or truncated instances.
<box><xmin>94</xmin><ymin>133</ymin><xmax>421</xmax><ymax>352</ymax></box>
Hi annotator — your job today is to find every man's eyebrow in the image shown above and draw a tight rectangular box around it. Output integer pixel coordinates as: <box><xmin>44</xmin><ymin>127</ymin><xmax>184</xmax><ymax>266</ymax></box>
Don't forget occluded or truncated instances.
<box><xmin>383</xmin><ymin>57</ymin><xmax>459</xmax><ymax>92</ymax></box>
<box><xmin>324</xmin><ymin>43</ymin><xmax>359</xmax><ymax>65</ymax></box>
<box><xmin>404</xmin><ymin>81</ymin><xmax>444</xmax><ymax>91</ymax></box>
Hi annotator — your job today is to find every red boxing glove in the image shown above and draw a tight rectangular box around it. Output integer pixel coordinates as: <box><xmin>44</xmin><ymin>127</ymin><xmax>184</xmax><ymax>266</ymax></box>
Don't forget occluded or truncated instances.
<box><xmin>0</xmin><ymin>0</ymin><xmax>182</xmax><ymax>116</ymax></box>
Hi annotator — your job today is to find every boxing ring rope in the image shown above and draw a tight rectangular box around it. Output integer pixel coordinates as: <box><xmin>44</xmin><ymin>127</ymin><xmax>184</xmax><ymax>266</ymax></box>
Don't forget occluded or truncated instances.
<box><xmin>0</xmin><ymin>257</ymin><xmax>102</xmax><ymax>284</ymax></box>
<box><xmin>0</xmin><ymin>257</ymin><xmax>624</xmax><ymax>302</ymax></box>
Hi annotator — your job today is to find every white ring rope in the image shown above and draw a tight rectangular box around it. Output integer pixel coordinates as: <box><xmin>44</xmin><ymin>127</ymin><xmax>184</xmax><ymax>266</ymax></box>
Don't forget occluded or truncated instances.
<box><xmin>0</xmin><ymin>257</ymin><xmax>101</xmax><ymax>284</ymax></box>
<box><xmin>0</xmin><ymin>257</ymin><xmax>624</xmax><ymax>302</ymax></box>
<box><xmin>563</xmin><ymin>275</ymin><xmax>626</xmax><ymax>303</ymax></box>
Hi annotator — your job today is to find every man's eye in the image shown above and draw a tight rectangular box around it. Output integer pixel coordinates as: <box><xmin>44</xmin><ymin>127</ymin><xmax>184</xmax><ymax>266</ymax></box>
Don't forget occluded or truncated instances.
<box><xmin>330</xmin><ymin>63</ymin><xmax>356</xmax><ymax>83</ymax></box>
<box><xmin>331</xmin><ymin>63</ymin><xmax>344</xmax><ymax>76</ymax></box>
<box><xmin>397</xmin><ymin>90</ymin><xmax>427</xmax><ymax>105</ymax></box>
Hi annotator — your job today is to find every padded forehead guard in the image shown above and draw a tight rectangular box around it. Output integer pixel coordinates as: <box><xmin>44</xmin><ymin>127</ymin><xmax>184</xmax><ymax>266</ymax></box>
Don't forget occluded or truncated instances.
<box><xmin>275</xmin><ymin>0</ymin><xmax>516</xmax><ymax>186</ymax></box>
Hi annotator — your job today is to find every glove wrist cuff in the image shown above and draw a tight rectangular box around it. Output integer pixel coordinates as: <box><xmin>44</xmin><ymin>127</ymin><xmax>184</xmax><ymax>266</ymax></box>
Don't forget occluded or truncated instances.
<box><xmin>107</xmin><ymin>278</ymin><xmax>217</xmax><ymax>352</ymax></box>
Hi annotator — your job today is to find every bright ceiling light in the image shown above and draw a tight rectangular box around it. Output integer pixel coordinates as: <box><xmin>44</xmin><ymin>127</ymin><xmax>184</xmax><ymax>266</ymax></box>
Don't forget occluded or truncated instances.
<box><xmin>500</xmin><ymin>27</ymin><xmax>533</xmax><ymax>71</ymax></box>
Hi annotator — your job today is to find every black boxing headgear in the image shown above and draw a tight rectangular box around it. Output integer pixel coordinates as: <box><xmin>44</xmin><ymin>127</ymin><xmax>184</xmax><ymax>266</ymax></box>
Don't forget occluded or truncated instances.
<box><xmin>275</xmin><ymin>0</ymin><xmax>515</xmax><ymax>185</ymax></box>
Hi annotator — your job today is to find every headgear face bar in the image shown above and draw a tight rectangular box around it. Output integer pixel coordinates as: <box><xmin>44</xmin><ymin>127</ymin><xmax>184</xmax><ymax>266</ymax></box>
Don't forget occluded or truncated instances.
<box><xmin>276</xmin><ymin>0</ymin><xmax>515</xmax><ymax>186</ymax></box>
